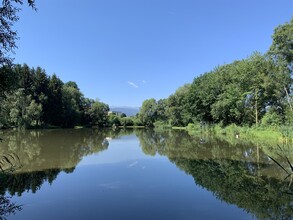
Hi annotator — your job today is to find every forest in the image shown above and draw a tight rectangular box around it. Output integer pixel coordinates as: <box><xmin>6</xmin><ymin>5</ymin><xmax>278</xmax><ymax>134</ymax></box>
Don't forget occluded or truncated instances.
<box><xmin>138</xmin><ymin>17</ymin><xmax>293</xmax><ymax>128</ymax></box>
<box><xmin>0</xmin><ymin>64</ymin><xmax>110</xmax><ymax>128</ymax></box>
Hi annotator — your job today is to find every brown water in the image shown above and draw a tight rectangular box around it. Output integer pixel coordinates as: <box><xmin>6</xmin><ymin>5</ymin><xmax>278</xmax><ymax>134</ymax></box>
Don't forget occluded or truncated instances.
<box><xmin>0</xmin><ymin>128</ymin><xmax>292</xmax><ymax>220</ymax></box>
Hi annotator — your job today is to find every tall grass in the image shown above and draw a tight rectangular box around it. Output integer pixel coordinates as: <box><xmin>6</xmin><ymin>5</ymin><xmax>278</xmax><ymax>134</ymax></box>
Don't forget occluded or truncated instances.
<box><xmin>185</xmin><ymin>122</ymin><xmax>293</xmax><ymax>146</ymax></box>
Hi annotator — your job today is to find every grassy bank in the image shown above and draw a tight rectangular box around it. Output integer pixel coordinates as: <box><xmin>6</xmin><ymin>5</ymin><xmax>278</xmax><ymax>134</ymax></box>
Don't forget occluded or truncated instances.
<box><xmin>184</xmin><ymin>123</ymin><xmax>293</xmax><ymax>146</ymax></box>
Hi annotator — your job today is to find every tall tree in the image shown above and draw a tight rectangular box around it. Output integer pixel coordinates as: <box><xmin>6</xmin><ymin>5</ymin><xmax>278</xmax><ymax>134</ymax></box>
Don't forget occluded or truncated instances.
<box><xmin>166</xmin><ymin>84</ymin><xmax>192</xmax><ymax>126</ymax></box>
<box><xmin>85</xmin><ymin>100</ymin><xmax>109</xmax><ymax>127</ymax></box>
<box><xmin>0</xmin><ymin>65</ymin><xmax>17</xmax><ymax>96</ymax></box>
<box><xmin>61</xmin><ymin>81</ymin><xmax>84</xmax><ymax>127</ymax></box>
<box><xmin>47</xmin><ymin>74</ymin><xmax>63</xmax><ymax>126</ymax></box>
<box><xmin>139</xmin><ymin>98</ymin><xmax>158</xmax><ymax>127</ymax></box>
<box><xmin>2</xmin><ymin>88</ymin><xmax>42</xmax><ymax>128</ymax></box>
<box><xmin>33</xmin><ymin>67</ymin><xmax>49</xmax><ymax>124</ymax></box>
<box><xmin>269</xmin><ymin>17</ymin><xmax>293</xmax><ymax>72</ymax></box>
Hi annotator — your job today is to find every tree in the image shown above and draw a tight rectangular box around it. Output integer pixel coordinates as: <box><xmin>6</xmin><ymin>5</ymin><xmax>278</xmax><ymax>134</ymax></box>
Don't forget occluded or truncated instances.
<box><xmin>33</xmin><ymin>67</ymin><xmax>49</xmax><ymax>124</ymax></box>
<box><xmin>166</xmin><ymin>84</ymin><xmax>192</xmax><ymax>126</ymax></box>
<box><xmin>269</xmin><ymin>17</ymin><xmax>293</xmax><ymax>71</ymax></box>
<box><xmin>47</xmin><ymin>74</ymin><xmax>63</xmax><ymax>126</ymax></box>
<box><xmin>17</xmin><ymin>63</ymin><xmax>35</xmax><ymax>95</ymax></box>
<box><xmin>139</xmin><ymin>98</ymin><xmax>158</xmax><ymax>127</ymax></box>
<box><xmin>3</xmin><ymin>88</ymin><xmax>42</xmax><ymax>128</ymax></box>
<box><xmin>187</xmin><ymin>71</ymin><xmax>221</xmax><ymax>123</ymax></box>
<box><xmin>85</xmin><ymin>100</ymin><xmax>109</xmax><ymax>127</ymax></box>
<box><xmin>120</xmin><ymin>117</ymin><xmax>134</xmax><ymax>127</ymax></box>
<box><xmin>61</xmin><ymin>81</ymin><xmax>84</xmax><ymax>127</ymax></box>
<box><xmin>156</xmin><ymin>99</ymin><xmax>168</xmax><ymax>121</ymax></box>
<box><xmin>0</xmin><ymin>65</ymin><xmax>17</xmax><ymax>96</ymax></box>
<box><xmin>0</xmin><ymin>0</ymin><xmax>35</xmax><ymax>66</ymax></box>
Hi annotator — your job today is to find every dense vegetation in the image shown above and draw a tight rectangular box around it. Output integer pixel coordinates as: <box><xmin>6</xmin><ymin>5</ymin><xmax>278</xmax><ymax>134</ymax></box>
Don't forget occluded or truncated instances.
<box><xmin>138</xmin><ymin>18</ymin><xmax>293</xmax><ymax>128</ymax></box>
<box><xmin>0</xmin><ymin>64</ymin><xmax>112</xmax><ymax>128</ymax></box>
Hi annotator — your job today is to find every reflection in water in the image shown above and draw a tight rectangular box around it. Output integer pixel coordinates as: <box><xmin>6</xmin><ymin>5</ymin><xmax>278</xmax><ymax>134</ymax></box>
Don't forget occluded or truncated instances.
<box><xmin>0</xmin><ymin>154</ymin><xmax>23</xmax><ymax>220</ymax></box>
<box><xmin>0</xmin><ymin>195</ymin><xmax>22</xmax><ymax>220</ymax></box>
<box><xmin>0</xmin><ymin>153</ymin><xmax>21</xmax><ymax>174</ymax></box>
<box><xmin>0</xmin><ymin>129</ymin><xmax>137</xmax><ymax>173</ymax></box>
<box><xmin>0</xmin><ymin>129</ymin><xmax>134</xmax><ymax>195</ymax></box>
<box><xmin>0</xmin><ymin>128</ymin><xmax>134</xmax><ymax>219</ymax></box>
<box><xmin>1</xmin><ymin>128</ymin><xmax>293</xmax><ymax>219</ymax></box>
<box><xmin>135</xmin><ymin>129</ymin><xmax>293</xmax><ymax>219</ymax></box>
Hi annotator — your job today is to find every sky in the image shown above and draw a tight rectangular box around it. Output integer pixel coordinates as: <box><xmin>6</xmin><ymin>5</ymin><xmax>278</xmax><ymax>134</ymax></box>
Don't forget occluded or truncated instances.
<box><xmin>13</xmin><ymin>0</ymin><xmax>293</xmax><ymax>107</ymax></box>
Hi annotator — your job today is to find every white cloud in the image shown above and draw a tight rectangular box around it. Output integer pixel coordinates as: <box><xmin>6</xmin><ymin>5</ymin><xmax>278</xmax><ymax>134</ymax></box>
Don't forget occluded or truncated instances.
<box><xmin>128</xmin><ymin>81</ymin><xmax>139</xmax><ymax>88</ymax></box>
<box><xmin>142</xmin><ymin>80</ymin><xmax>147</xmax><ymax>84</ymax></box>
<box><xmin>128</xmin><ymin>161</ymin><xmax>138</xmax><ymax>168</ymax></box>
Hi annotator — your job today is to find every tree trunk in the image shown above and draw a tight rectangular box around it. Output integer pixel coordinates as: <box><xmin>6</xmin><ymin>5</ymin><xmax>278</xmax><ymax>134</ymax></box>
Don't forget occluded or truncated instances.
<box><xmin>284</xmin><ymin>86</ymin><xmax>292</xmax><ymax>112</ymax></box>
<box><xmin>255</xmin><ymin>90</ymin><xmax>258</xmax><ymax>126</ymax></box>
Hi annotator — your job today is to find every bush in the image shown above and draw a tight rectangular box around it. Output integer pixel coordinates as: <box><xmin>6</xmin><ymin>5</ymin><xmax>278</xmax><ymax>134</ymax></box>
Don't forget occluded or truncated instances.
<box><xmin>108</xmin><ymin>115</ymin><xmax>121</xmax><ymax>127</ymax></box>
<box><xmin>132</xmin><ymin>117</ymin><xmax>143</xmax><ymax>126</ymax></box>
<box><xmin>261</xmin><ymin>110</ymin><xmax>282</xmax><ymax>127</ymax></box>
<box><xmin>154</xmin><ymin>121</ymin><xmax>171</xmax><ymax>129</ymax></box>
<box><xmin>120</xmin><ymin>117</ymin><xmax>134</xmax><ymax>127</ymax></box>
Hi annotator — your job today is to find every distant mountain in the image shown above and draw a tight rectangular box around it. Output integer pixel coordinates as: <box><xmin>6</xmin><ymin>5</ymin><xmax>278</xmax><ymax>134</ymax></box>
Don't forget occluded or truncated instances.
<box><xmin>110</xmin><ymin>106</ymin><xmax>140</xmax><ymax>117</ymax></box>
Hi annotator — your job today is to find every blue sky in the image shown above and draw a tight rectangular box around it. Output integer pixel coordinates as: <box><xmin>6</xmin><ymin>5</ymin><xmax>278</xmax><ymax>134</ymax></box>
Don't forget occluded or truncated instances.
<box><xmin>14</xmin><ymin>0</ymin><xmax>293</xmax><ymax>107</ymax></box>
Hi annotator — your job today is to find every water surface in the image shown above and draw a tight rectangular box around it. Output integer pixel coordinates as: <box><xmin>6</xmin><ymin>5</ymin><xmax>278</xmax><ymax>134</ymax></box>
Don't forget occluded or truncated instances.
<box><xmin>0</xmin><ymin>129</ymin><xmax>292</xmax><ymax>219</ymax></box>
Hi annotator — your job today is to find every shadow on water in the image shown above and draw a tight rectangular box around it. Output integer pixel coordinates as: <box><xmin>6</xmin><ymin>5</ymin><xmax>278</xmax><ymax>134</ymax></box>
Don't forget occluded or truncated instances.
<box><xmin>135</xmin><ymin>129</ymin><xmax>293</xmax><ymax>220</ymax></box>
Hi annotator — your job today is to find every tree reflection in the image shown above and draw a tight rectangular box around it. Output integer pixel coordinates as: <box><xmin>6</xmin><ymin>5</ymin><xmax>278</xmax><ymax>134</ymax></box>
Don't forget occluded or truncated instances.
<box><xmin>4</xmin><ymin>128</ymin><xmax>293</xmax><ymax>219</ymax></box>
<box><xmin>0</xmin><ymin>128</ymin><xmax>135</xmax><ymax>195</ymax></box>
<box><xmin>136</xmin><ymin>129</ymin><xmax>293</xmax><ymax>219</ymax></box>
<box><xmin>0</xmin><ymin>129</ymin><xmax>119</xmax><ymax>173</ymax></box>
<box><xmin>0</xmin><ymin>153</ymin><xmax>23</xmax><ymax>220</ymax></box>
<box><xmin>0</xmin><ymin>168</ymin><xmax>62</xmax><ymax>196</ymax></box>
<box><xmin>0</xmin><ymin>195</ymin><xmax>22</xmax><ymax>220</ymax></box>
<box><xmin>0</xmin><ymin>128</ymin><xmax>136</xmax><ymax>218</ymax></box>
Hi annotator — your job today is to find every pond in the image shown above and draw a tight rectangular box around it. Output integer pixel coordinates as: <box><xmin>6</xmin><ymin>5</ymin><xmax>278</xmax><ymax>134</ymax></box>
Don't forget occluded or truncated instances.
<box><xmin>0</xmin><ymin>128</ymin><xmax>293</xmax><ymax>220</ymax></box>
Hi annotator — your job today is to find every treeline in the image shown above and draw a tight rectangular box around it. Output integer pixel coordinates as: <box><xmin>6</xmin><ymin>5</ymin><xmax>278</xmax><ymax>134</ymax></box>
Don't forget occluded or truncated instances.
<box><xmin>0</xmin><ymin>64</ymin><xmax>110</xmax><ymax>128</ymax></box>
<box><xmin>138</xmin><ymin>17</ymin><xmax>293</xmax><ymax>128</ymax></box>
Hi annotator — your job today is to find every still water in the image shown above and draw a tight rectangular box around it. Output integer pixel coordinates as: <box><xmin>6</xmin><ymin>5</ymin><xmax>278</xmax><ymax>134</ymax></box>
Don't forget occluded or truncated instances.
<box><xmin>0</xmin><ymin>128</ymin><xmax>293</xmax><ymax>220</ymax></box>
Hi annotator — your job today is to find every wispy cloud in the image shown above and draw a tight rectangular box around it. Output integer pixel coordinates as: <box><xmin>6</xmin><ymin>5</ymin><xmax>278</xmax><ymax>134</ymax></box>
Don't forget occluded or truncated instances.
<box><xmin>128</xmin><ymin>81</ymin><xmax>139</xmax><ymax>88</ymax></box>
<box><xmin>128</xmin><ymin>161</ymin><xmax>138</xmax><ymax>168</ymax></box>
<box><xmin>142</xmin><ymin>80</ymin><xmax>147</xmax><ymax>84</ymax></box>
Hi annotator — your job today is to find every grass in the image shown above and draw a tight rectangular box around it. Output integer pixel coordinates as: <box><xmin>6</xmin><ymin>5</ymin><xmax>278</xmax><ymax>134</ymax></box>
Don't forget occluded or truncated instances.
<box><xmin>172</xmin><ymin>126</ymin><xmax>187</xmax><ymax>130</ymax></box>
<box><xmin>184</xmin><ymin>123</ymin><xmax>293</xmax><ymax>146</ymax></box>
<box><xmin>118</xmin><ymin>125</ymin><xmax>145</xmax><ymax>128</ymax></box>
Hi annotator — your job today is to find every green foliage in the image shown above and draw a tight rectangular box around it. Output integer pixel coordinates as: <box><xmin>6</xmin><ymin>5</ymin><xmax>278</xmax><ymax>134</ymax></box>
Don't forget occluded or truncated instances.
<box><xmin>85</xmin><ymin>100</ymin><xmax>109</xmax><ymax>127</ymax></box>
<box><xmin>61</xmin><ymin>81</ymin><xmax>83</xmax><ymax>127</ymax></box>
<box><xmin>261</xmin><ymin>109</ymin><xmax>283</xmax><ymax>127</ymax></box>
<box><xmin>139</xmin><ymin>98</ymin><xmax>158</xmax><ymax>127</ymax></box>
<box><xmin>153</xmin><ymin>121</ymin><xmax>171</xmax><ymax>129</ymax></box>
<box><xmin>1</xmin><ymin>88</ymin><xmax>42</xmax><ymax>128</ymax></box>
<box><xmin>137</xmin><ymin>18</ymin><xmax>293</xmax><ymax>128</ymax></box>
<box><xmin>120</xmin><ymin>117</ymin><xmax>134</xmax><ymax>127</ymax></box>
<box><xmin>0</xmin><ymin>64</ymin><xmax>111</xmax><ymax>128</ymax></box>
<box><xmin>166</xmin><ymin>84</ymin><xmax>192</xmax><ymax>126</ymax></box>
<box><xmin>108</xmin><ymin>114</ymin><xmax>121</xmax><ymax>127</ymax></box>
<box><xmin>269</xmin><ymin>17</ymin><xmax>293</xmax><ymax>71</ymax></box>
<box><xmin>131</xmin><ymin>117</ymin><xmax>143</xmax><ymax>126</ymax></box>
